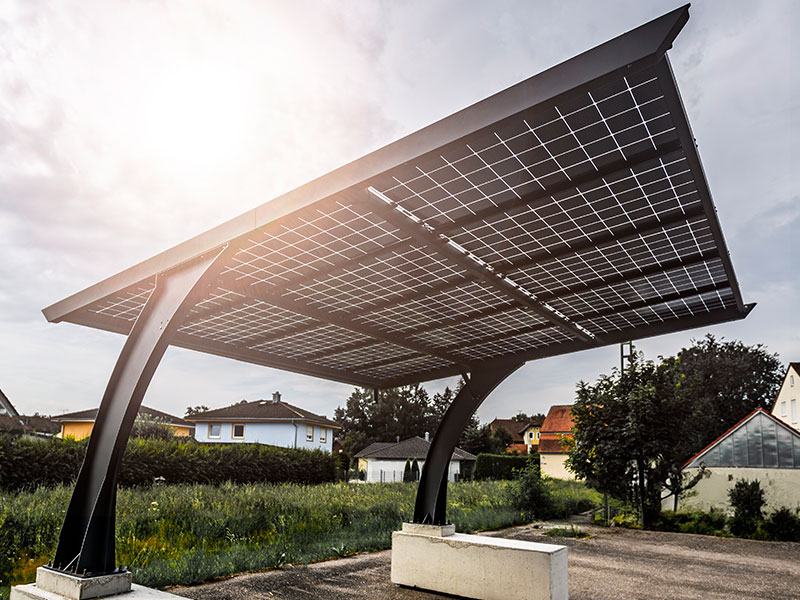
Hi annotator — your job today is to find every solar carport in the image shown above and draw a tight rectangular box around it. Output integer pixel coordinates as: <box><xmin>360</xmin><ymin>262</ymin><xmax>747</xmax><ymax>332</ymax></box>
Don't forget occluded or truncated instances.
<box><xmin>39</xmin><ymin>4</ymin><xmax>750</xmax><ymax>593</ymax></box>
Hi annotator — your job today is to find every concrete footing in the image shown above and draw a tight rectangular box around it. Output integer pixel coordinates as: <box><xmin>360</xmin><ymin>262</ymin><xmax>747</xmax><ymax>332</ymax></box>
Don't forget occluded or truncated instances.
<box><xmin>391</xmin><ymin>523</ymin><xmax>568</xmax><ymax>600</ymax></box>
<box><xmin>10</xmin><ymin>567</ymin><xmax>182</xmax><ymax>600</ymax></box>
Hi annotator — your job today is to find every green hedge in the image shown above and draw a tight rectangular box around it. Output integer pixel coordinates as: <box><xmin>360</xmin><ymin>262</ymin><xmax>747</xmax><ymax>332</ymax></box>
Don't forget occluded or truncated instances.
<box><xmin>0</xmin><ymin>434</ymin><xmax>336</xmax><ymax>491</ymax></box>
<box><xmin>474</xmin><ymin>453</ymin><xmax>530</xmax><ymax>480</ymax></box>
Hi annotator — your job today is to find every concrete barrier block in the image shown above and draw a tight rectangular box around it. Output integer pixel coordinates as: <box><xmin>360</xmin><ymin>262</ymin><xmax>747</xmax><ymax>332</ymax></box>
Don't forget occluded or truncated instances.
<box><xmin>391</xmin><ymin>526</ymin><xmax>568</xmax><ymax>600</ymax></box>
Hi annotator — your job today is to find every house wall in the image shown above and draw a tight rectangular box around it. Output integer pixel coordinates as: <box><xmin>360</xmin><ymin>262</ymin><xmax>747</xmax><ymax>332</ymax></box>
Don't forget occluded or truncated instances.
<box><xmin>59</xmin><ymin>421</ymin><xmax>192</xmax><ymax>440</ymax></box>
<box><xmin>193</xmin><ymin>420</ymin><xmax>334</xmax><ymax>452</ymax></box>
<box><xmin>540</xmin><ymin>453</ymin><xmax>575</xmax><ymax>479</ymax></box>
<box><xmin>361</xmin><ymin>459</ymin><xmax>462</xmax><ymax>483</ymax></box>
<box><xmin>771</xmin><ymin>366</ymin><xmax>799</xmax><ymax>430</ymax></box>
<box><xmin>59</xmin><ymin>422</ymin><xmax>94</xmax><ymax>440</ymax></box>
<box><xmin>669</xmin><ymin>467</ymin><xmax>800</xmax><ymax>512</ymax></box>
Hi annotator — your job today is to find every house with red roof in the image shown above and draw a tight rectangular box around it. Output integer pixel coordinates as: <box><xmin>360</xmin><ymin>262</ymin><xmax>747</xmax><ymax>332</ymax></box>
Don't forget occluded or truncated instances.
<box><xmin>539</xmin><ymin>405</ymin><xmax>576</xmax><ymax>479</ymax></box>
<box><xmin>666</xmin><ymin>408</ymin><xmax>800</xmax><ymax>513</ymax></box>
<box><xmin>184</xmin><ymin>392</ymin><xmax>340</xmax><ymax>453</ymax></box>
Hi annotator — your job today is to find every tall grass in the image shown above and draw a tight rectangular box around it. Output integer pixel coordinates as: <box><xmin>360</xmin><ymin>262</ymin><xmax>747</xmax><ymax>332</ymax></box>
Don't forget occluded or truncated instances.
<box><xmin>0</xmin><ymin>479</ymin><xmax>596</xmax><ymax>598</ymax></box>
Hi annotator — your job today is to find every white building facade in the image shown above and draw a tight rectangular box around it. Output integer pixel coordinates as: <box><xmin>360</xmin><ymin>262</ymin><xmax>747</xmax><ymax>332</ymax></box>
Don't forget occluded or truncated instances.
<box><xmin>186</xmin><ymin>394</ymin><xmax>339</xmax><ymax>453</ymax></box>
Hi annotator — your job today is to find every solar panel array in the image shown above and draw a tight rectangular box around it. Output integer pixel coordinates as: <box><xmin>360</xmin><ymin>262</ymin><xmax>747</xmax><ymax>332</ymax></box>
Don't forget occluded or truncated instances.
<box><xmin>65</xmin><ymin>54</ymin><xmax>746</xmax><ymax>389</ymax></box>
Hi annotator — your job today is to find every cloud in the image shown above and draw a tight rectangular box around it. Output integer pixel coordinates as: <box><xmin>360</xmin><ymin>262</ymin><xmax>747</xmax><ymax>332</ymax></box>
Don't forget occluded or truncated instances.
<box><xmin>0</xmin><ymin>1</ymin><xmax>796</xmax><ymax>427</ymax></box>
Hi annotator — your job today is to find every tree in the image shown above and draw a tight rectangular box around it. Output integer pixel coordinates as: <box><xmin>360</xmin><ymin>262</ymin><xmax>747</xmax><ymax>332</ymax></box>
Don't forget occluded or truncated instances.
<box><xmin>185</xmin><ymin>405</ymin><xmax>210</xmax><ymax>416</ymax></box>
<box><xmin>674</xmin><ymin>335</ymin><xmax>783</xmax><ymax>452</ymax></box>
<box><xmin>460</xmin><ymin>423</ymin><xmax>514</xmax><ymax>456</ymax></box>
<box><xmin>568</xmin><ymin>355</ymin><xmax>682</xmax><ymax>526</ymax></box>
<box><xmin>334</xmin><ymin>385</ymin><xmax>433</xmax><ymax>455</ymax></box>
<box><xmin>569</xmin><ymin>336</ymin><xmax>784</xmax><ymax>525</ymax></box>
<box><xmin>512</xmin><ymin>411</ymin><xmax>546</xmax><ymax>423</ymax></box>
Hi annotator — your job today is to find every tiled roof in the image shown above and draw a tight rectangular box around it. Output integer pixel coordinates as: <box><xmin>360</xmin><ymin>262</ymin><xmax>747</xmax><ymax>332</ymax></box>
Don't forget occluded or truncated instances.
<box><xmin>538</xmin><ymin>437</ymin><xmax>569</xmax><ymax>454</ymax></box>
<box><xmin>519</xmin><ymin>419</ymin><xmax>544</xmax><ymax>434</ymax></box>
<box><xmin>541</xmin><ymin>405</ymin><xmax>574</xmax><ymax>434</ymax></box>
<box><xmin>0</xmin><ymin>415</ymin><xmax>60</xmax><ymax>435</ymax></box>
<box><xmin>53</xmin><ymin>405</ymin><xmax>191</xmax><ymax>427</ymax></box>
<box><xmin>490</xmin><ymin>418</ymin><xmax>526</xmax><ymax>443</ymax></box>
<box><xmin>354</xmin><ymin>436</ymin><xmax>475</xmax><ymax>460</ymax></box>
<box><xmin>184</xmin><ymin>400</ymin><xmax>339</xmax><ymax>428</ymax></box>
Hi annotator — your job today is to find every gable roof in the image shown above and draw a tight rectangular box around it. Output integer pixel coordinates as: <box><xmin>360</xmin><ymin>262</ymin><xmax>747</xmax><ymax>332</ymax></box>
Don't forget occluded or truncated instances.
<box><xmin>53</xmin><ymin>405</ymin><xmax>191</xmax><ymax>427</ymax></box>
<box><xmin>770</xmin><ymin>362</ymin><xmax>800</xmax><ymax>411</ymax></box>
<box><xmin>686</xmin><ymin>408</ymin><xmax>800</xmax><ymax>469</ymax></box>
<box><xmin>539</xmin><ymin>437</ymin><xmax>571</xmax><ymax>454</ymax></box>
<box><xmin>184</xmin><ymin>399</ymin><xmax>339</xmax><ymax>429</ymax></box>
<box><xmin>0</xmin><ymin>415</ymin><xmax>60</xmax><ymax>435</ymax></box>
<box><xmin>519</xmin><ymin>419</ymin><xmax>545</xmax><ymax>434</ymax></box>
<box><xmin>354</xmin><ymin>436</ymin><xmax>475</xmax><ymax>461</ymax></box>
<box><xmin>541</xmin><ymin>405</ymin><xmax>574</xmax><ymax>434</ymax></box>
<box><xmin>490</xmin><ymin>419</ymin><xmax>526</xmax><ymax>443</ymax></box>
<box><xmin>0</xmin><ymin>389</ymin><xmax>19</xmax><ymax>417</ymax></box>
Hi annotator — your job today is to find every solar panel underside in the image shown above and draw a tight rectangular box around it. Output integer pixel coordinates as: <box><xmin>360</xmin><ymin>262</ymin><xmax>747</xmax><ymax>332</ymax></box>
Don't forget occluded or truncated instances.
<box><xmin>65</xmin><ymin>58</ymin><xmax>747</xmax><ymax>388</ymax></box>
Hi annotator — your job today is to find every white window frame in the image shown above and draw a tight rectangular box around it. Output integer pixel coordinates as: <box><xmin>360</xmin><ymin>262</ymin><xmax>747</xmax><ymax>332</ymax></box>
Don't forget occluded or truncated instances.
<box><xmin>208</xmin><ymin>423</ymin><xmax>221</xmax><ymax>439</ymax></box>
<box><xmin>792</xmin><ymin>399</ymin><xmax>798</xmax><ymax>424</ymax></box>
<box><xmin>231</xmin><ymin>423</ymin><xmax>246</xmax><ymax>440</ymax></box>
<box><xmin>306</xmin><ymin>425</ymin><xmax>314</xmax><ymax>442</ymax></box>
<box><xmin>320</xmin><ymin>427</ymin><xmax>327</xmax><ymax>443</ymax></box>
<box><xmin>781</xmin><ymin>401</ymin><xmax>787</xmax><ymax>417</ymax></box>
<box><xmin>791</xmin><ymin>375</ymin><xmax>795</xmax><ymax>387</ymax></box>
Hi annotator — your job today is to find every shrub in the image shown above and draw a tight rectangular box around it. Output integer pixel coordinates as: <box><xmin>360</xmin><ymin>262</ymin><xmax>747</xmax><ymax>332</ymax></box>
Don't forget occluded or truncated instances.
<box><xmin>728</xmin><ymin>479</ymin><xmax>765</xmax><ymax>537</ymax></box>
<box><xmin>475</xmin><ymin>453</ymin><xmax>528</xmax><ymax>480</ymax></box>
<box><xmin>0</xmin><ymin>434</ymin><xmax>336</xmax><ymax>491</ymax></box>
<box><xmin>508</xmin><ymin>458</ymin><xmax>555</xmax><ymax>519</ymax></box>
<box><xmin>656</xmin><ymin>509</ymin><xmax>727</xmax><ymax>536</ymax></box>
<box><xmin>763</xmin><ymin>507</ymin><xmax>800</xmax><ymax>542</ymax></box>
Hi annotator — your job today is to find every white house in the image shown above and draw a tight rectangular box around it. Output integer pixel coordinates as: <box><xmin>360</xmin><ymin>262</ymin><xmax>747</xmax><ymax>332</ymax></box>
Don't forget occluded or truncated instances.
<box><xmin>771</xmin><ymin>362</ymin><xmax>799</xmax><ymax>430</ymax></box>
<box><xmin>354</xmin><ymin>436</ymin><xmax>476</xmax><ymax>483</ymax></box>
<box><xmin>185</xmin><ymin>392</ymin><xmax>340</xmax><ymax>452</ymax></box>
<box><xmin>665</xmin><ymin>408</ymin><xmax>800</xmax><ymax>513</ymax></box>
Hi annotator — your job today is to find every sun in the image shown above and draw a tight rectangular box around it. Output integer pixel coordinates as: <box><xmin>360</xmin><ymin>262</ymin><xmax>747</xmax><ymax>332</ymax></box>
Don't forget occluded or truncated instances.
<box><xmin>134</xmin><ymin>59</ymin><xmax>255</xmax><ymax>179</ymax></box>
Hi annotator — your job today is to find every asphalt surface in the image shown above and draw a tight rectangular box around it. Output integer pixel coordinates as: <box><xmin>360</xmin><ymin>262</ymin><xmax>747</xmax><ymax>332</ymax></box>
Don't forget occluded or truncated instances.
<box><xmin>171</xmin><ymin>523</ymin><xmax>800</xmax><ymax>600</ymax></box>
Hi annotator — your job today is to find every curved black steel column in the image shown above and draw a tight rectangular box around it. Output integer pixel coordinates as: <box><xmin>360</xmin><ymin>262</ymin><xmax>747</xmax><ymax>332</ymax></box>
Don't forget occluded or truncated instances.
<box><xmin>413</xmin><ymin>360</ymin><xmax>523</xmax><ymax>525</ymax></box>
<box><xmin>52</xmin><ymin>248</ymin><xmax>229</xmax><ymax>575</ymax></box>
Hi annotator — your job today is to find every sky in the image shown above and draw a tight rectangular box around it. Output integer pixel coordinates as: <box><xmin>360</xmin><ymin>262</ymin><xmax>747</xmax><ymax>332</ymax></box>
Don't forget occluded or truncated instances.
<box><xmin>0</xmin><ymin>0</ymin><xmax>797</xmax><ymax>425</ymax></box>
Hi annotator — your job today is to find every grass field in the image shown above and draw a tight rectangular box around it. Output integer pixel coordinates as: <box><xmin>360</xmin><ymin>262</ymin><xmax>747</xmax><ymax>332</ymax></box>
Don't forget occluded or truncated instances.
<box><xmin>0</xmin><ymin>479</ymin><xmax>599</xmax><ymax>598</ymax></box>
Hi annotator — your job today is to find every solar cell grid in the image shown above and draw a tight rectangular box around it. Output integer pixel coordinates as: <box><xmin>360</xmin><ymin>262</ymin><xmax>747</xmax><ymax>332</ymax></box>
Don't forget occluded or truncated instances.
<box><xmin>251</xmin><ymin>322</ymin><xmax>371</xmax><ymax>358</ymax></box>
<box><xmin>453</xmin><ymin>327</ymin><xmax>575</xmax><ymax>361</ymax></box>
<box><xmin>356</xmin><ymin>355</ymin><xmax>454</xmax><ymax>380</ymax></box>
<box><xmin>507</xmin><ymin>214</ymin><xmax>715</xmax><ymax>296</ymax></box>
<box><xmin>308</xmin><ymin>341</ymin><xmax>415</xmax><ymax>371</ymax></box>
<box><xmin>223</xmin><ymin>200</ymin><xmax>406</xmax><ymax>288</ymax></box>
<box><xmin>446</xmin><ymin>152</ymin><xmax>700</xmax><ymax>270</ymax></box>
<box><xmin>89</xmin><ymin>281</ymin><xmax>155</xmax><ymax>321</ymax></box>
<box><xmin>178</xmin><ymin>299</ymin><xmax>314</xmax><ymax>345</ymax></box>
<box><xmin>546</xmin><ymin>258</ymin><xmax>728</xmax><ymax>318</ymax></box>
<box><xmin>282</xmin><ymin>243</ymin><xmax>468</xmax><ymax>315</ymax></box>
<box><xmin>409</xmin><ymin>306</ymin><xmax>548</xmax><ymax>348</ymax></box>
<box><xmin>579</xmin><ymin>287</ymin><xmax>737</xmax><ymax>336</ymax></box>
<box><xmin>354</xmin><ymin>280</ymin><xmax>514</xmax><ymax>333</ymax></box>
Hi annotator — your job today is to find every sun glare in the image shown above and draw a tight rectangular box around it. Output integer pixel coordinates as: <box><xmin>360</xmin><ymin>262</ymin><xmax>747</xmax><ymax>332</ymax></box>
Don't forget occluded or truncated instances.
<box><xmin>135</xmin><ymin>60</ymin><xmax>254</xmax><ymax>178</ymax></box>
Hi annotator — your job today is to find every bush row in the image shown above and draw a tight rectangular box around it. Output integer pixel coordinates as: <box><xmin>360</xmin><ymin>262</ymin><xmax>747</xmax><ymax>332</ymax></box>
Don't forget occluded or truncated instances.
<box><xmin>474</xmin><ymin>453</ymin><xmax>531</xmax><ymax>480</ymax></box>
<box><xmin>0</xmin><ymin>435</ymin><xmax>337</xmax><ymax>491</ymax></box>
<box><xmin>653</xmin><ymin>507</ymin><xmax>800</xmax><ymax>541</ymax></box>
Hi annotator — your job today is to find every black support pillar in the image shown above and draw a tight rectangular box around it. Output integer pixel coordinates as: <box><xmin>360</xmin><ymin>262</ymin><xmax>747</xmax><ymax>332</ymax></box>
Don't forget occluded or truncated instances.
<box><xmin>52</xmin><ymin>248</ymin><xmax>229</xmax><ymax>576</ymax></box>
<box><xmin>413</xmin><ymin>360</ymin><xmax>523</xmax><ymax>525</ymax></box>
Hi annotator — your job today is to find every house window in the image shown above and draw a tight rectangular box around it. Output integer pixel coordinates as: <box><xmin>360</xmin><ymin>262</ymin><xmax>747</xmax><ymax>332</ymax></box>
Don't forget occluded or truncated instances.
<box><xmin>791</xmin><ymin>375</ymin><xmax>795</xmax><ymax>387</ymax></box>
<box><xmin>320</xmin><ymin>427</ymin><xmax>327</xmax><ymax>443</ymax></box>
<box><xmin>306</xmin><ymin>425</ymin><xmax>314</xmax><ymax>442</ymax></box>
<box><xmin>232</xmin><ymin>423</ymin><xmax>245</xmax><ymax>440</ymax></box>
<box><xmin>792</xmin><ymin>399</ymin><xmax>798</xmax><ymax>424</ymax></box>
<box><xmin>208</xmin><ymin>423</ymin><xmax>221</xmax><ymax>439</ymax></box>
<box><xmin>781</xmin><ymin>401</ymin><xmax>787</xmax><ymax>417</ymax></box>
<box><xmin>528</xmin><ymin>432</ymin><xmax>534</xmax><ymax>440</ymax></box>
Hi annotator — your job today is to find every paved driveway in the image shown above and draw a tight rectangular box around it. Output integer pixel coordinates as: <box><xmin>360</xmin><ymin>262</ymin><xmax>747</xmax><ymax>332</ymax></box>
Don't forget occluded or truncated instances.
<box><xmin>172</xmin><ymin>524</ymin><xmax>800</xmax><ymax>599</ymax></box>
